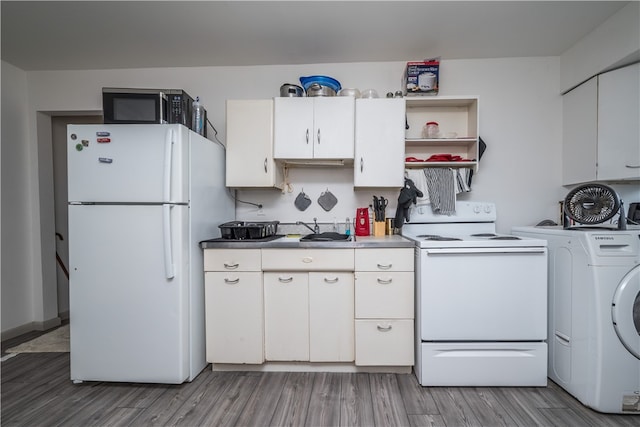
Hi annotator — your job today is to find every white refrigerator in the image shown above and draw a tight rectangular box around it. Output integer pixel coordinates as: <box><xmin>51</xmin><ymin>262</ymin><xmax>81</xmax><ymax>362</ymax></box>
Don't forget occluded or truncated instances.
<box><xmin>67</xmin><ymin>124</ymin><xmax>234</xmax><ymax>384</ymax></box>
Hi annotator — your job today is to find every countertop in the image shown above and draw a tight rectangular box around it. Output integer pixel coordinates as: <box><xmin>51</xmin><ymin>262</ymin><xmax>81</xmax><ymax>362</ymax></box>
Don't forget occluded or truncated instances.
<box><xmin>200</xmin><ymin>234</ymin><xmax>414</xmax><ymax>249</ymax></box>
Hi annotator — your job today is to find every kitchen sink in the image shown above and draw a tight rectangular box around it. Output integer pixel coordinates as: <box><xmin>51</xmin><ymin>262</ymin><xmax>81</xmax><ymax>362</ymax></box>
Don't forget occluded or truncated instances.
<box><xmin>300</xmin><ymin>232</ymin><xmax>351</xmax><ymax>242</ymax></box>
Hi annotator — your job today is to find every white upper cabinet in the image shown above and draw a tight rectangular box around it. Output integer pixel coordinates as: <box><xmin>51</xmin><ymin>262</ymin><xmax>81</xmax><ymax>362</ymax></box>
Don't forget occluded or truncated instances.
<box><xmin>597</xmin><ymin>63</ymin><xmax>640</xmax><ymax>181</ymax></box>
<box><xmin>354</xmin><ymin>98</ymin><xmax>405</xmax><ymax>188</ymax></box>
<box><xmin>562</xmin><ymin>77</ymin><xmax>598</xmax><ymax>185</ymax></box>
<box><xmin>226</xmin><ymin>99</ymin><xmax>282</xmax><ymax>188</ymax></box>
<box><xmin>562</xmin><ymin>63</ymin><xmax>640</xmax><ymax>185</ymax></box>
<box><xmin>273</xmin><ymin>97</ymin><xmax>355</xmax><ymax>161</ymax></box>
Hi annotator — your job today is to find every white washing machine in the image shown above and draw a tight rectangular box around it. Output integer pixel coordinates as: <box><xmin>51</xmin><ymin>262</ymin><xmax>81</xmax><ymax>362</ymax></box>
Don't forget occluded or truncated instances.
<box><xmin>513</xmin><ymin>225</ymin><xmax>640</xmax><ymax>414</ymax></box>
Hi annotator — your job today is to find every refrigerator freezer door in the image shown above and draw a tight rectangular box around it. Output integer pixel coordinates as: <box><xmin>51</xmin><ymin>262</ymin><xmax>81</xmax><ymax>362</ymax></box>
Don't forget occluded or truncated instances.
<box><xmin>68</xmin><ymin>124</ymin><xmax>189</xmax><ymax>203</ymax></box>
<box><xmin>69</xmin><ymin>203</ymin><xmax>192</xmax><ymax>383</ymax></box>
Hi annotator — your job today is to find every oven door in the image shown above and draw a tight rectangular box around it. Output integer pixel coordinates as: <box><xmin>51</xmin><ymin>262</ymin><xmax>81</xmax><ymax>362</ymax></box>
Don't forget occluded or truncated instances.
<box><xmin>419</xmin><ymin>246</ymin><xmax>547</xmax><ymax>341</ymax></box>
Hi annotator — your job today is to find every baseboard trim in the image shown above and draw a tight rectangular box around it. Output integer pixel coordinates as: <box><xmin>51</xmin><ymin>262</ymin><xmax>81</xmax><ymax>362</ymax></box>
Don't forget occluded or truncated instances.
<box><xmin>1</xmin><ymin>317</ymin><xmax>62</xmax><ymax>342</ymax></box>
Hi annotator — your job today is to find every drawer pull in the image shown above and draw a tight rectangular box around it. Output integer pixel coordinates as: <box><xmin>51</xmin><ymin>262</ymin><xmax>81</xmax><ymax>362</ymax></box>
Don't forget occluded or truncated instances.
<box><xmin>324</xmin><ymin>276</ymin><xmax>339</xmax><ymax>284</ymax></box>
<box><xmin>224</xmin><ymin>277</ymin><xmax>240</xmax><ymax>285</ymax></box>
<box><xmin>377</xmin><ymin>277</ymin><xmax>393</xmax><ymax>285</ymax></box>
<box><xmin>278</xmin><ymin>276</ymin><xmax>293</xmax><ymax>283</ymax></box>
<box><xmin>223</xmin><ymin>262</ymin><xmax>239</xmax><ymax>270</ymax></box>
<box><xmin>377</xmin><ymin>324</ymin><xmax>393</xmax><ymax>332</ymax></box>
<box><xmin>377</xmin><ymin>263</ymin><xmax>392</xmax><ymax>270</ymax></box>
<box><xmin>302</xmin><ymin>257</ymin><xmax>313</xmax><ymax>263</ymax></box>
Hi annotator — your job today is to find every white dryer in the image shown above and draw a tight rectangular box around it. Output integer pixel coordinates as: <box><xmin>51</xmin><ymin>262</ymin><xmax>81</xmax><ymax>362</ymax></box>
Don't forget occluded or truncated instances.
<box><xmin>513</xmin><ymin>225</ymin><xmax>640</xmax><ymax>414</ymax></box>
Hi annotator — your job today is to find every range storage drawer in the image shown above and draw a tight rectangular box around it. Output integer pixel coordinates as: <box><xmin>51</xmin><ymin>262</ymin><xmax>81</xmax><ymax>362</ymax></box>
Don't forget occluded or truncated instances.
<box><xmin>204</xmin><ymin>249</ymin><xmax>261</xmax><ymax>271</ymax></box>
<box><xmin>262</xmin><ymin>249</ymin><xmax>354</xmax><ymax>271</ymax></box>
<box><xmin>355</xmin><ymin>319</ymin><xmax>414</xmax><ymax>366</ymax></box>
<box><xmin>418</xmin><ymin>342</ymin><xmax>548</xmax><ymax>386</ymax></box>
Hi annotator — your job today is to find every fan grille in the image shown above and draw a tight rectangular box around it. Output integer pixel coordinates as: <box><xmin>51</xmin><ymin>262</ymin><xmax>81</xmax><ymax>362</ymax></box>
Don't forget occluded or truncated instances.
<box><xmin>565</xmin><ymin>184</ymin><xmax>619</xmax><ymax>224</ymax></box>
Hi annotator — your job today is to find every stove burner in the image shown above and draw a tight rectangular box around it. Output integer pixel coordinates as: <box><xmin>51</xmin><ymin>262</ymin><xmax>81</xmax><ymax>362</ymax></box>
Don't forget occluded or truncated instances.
<box><xmin>417</xmin><ymin>234</ymin><xmax>462</xmax><ymax>241</ymax></box>
<box><xmin>490</xmin><ymin>236</ymin><xmax>521</xmax><ymax>240</ymax></box>
<box><xmin>471</xmin><ymin>233</ymin><xmax>497</xmax><ymax>237</ymax></box>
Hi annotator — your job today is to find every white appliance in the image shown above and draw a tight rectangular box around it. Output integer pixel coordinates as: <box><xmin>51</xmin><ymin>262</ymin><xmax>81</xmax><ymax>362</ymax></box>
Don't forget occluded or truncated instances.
<box><xmin>67</xmin><ymin>124</ymin><xmax>234</xmax><ymax>384</ymax></box>
<box><xmin>513</xmin><ymin>225</ymin><xmax>640</xmax><ymax>414</ymax></box>
<box><xmin>402</xmin><ymin>202</ymin><xmax>548</xmax><ymax>386</ymax></box>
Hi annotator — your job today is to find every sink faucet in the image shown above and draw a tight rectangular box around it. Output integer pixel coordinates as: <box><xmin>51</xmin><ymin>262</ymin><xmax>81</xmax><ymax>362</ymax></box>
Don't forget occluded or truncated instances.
<box><xmin>296</xmin><ymin>218</ymin><xmax>320</xmax><ymax>234</ymax></box>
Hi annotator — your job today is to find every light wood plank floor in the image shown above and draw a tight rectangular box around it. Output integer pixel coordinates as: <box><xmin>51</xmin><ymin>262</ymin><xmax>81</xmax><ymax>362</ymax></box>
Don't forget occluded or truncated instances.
<box><xmin>2</xmin><ymin>331</ymin><xmax>640</xmax><ymax>426</ymax></box>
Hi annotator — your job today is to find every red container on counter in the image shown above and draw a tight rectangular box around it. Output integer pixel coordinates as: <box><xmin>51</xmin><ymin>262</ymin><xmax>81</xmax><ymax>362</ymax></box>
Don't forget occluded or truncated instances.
<box><xmin>355</xmin><ymin>208</ymin><xmax>370</xmax><ymax>236</ymax></box>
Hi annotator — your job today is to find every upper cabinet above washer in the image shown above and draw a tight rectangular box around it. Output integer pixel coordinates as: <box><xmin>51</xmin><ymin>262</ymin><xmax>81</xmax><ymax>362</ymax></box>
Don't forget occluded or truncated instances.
<box><xmin>273</xmin><ymin>97</ymin><xmax>355</xmax><ymax>162</ymax></box>
<box><xmin>562</xmin><ymin>62</ymin><xmax>640</xmax><ymax>185</ymax></box>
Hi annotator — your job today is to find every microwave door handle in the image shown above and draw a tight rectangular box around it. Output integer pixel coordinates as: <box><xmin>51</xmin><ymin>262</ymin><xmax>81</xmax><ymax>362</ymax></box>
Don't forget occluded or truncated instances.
<box><xmin>163</xmin><ymin>128</ymin><xmax>173</xmax><ymax>202</ymax></box>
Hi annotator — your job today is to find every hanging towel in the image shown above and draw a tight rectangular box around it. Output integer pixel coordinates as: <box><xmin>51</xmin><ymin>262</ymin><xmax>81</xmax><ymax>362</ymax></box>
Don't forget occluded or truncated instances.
<box><xmin>405</xmin><ymin>169</ymin><xmax>430</xmax><ymax>204</ymax></box>
<box><xmin>424</xmin><ymin>168</ymin><xmax>456</xmax><ymax>215</ymax></box>
<box><xmin>456</xmin><ymin>168</ymin><xmax>473</xmax><ymax>193</ymax></box>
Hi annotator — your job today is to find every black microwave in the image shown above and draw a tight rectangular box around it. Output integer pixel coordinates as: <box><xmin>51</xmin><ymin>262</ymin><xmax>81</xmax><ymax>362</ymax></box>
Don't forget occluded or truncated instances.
<box><xmin>102</xmin><ymin>88</ymin><xmax>205</xmax><ymax>135</ymax></box>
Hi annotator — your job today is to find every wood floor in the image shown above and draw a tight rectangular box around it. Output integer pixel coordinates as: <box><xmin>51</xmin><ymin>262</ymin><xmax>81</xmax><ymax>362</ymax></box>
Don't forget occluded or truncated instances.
<box><xmin>2</xmin><ymin>331</ymin><xmax>640</xmax><ymax>426</ymax></box>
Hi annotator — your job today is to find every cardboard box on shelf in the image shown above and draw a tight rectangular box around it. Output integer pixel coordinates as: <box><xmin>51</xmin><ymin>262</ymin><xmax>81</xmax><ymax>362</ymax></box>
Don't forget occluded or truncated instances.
<box><xmin>402</xmin><ymin>59</ymin><xmax>440</xmax><ymax>96</ymax></box>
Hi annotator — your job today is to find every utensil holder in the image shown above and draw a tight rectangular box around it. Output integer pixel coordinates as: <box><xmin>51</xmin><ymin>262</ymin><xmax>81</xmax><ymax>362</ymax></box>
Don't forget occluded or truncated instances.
<box><xmin>373</xmin><ymin>221</ymin><xmax>386</xmax><ymax>237</ymax></box>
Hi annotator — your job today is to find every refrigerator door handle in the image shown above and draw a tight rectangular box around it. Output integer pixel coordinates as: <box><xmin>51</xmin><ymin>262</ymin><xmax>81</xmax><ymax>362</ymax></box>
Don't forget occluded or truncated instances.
<box><xmin>163</xmin><ymin>204</ymin><xmax>175</xmax><ymax>279</ymax></box>
<box><xmin>163</xmin><ymin>128</ymin><xmax>174</xmax><ymax>202</ymax></box>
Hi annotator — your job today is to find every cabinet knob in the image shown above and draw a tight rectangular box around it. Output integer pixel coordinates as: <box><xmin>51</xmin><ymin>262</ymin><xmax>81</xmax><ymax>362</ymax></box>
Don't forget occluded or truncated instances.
<box><xmin>224</xmin><ymin>277</ymin><xmax>240</xmax><ymax>285</ymax></box>
<box><xmin>376</xmin><ymin>263</ymin><xmax>392</xmax><ymax>270</ymax></box>
<box><xmin>377</xmin><ymin>277</ymin><xmax>393</xmax><ymax>285</ymax></box>
<box><xmin>306</xmin><ymin>129</ymin><xmax>309</xmax><ymax>144</ymax></box>
<box><xmin>317</xmin><ymin>128</ymin><xmax>321</xmax><ymax>144</ymax></box>
<box><xmin>264</xmin><ymin>158</ymin><xmax>268</xmax><ymax>173</ymax></box>
<box><xmin>360</xmin><ymin>157</ymin><xmax>364</xmax><ymax>172</ymax></box>
<box><xmin>302</xmin><ymin>257</ymin><xmax>313</xmax><ymax>263</ymax></box>
<box><xmin>377</xmin><ymin>324</ymin><xmax>393</xmax><ymax>332</ymax></box>
<box><xmin>223</xmin><ymin>262</ymin><xmax>239</xmax><ymax>269</ymax></box>
<box><xmin>278</xmin><ymin>276</ymin><xmax>293</xmax><ymax>283</ymax></box>
<box><xmin>324</xmin><ymin>276</ymin><xmax>339</xmax><ymax>284</ymax></box>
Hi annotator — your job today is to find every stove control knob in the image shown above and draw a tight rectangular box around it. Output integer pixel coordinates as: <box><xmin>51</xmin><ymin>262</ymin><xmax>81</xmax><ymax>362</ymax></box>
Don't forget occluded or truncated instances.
<box><xmin>473</xmin><ymin>205</ymin><xmax>481</xmax><ymax>213</ymax></box>
<box><xmin>484</xmin><ymin>205</ymin><xmax>493</xmax><ymax>213</ymax></box>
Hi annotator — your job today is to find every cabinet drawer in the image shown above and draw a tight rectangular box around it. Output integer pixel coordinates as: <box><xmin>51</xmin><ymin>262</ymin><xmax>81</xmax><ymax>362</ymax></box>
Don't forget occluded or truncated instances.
<box><xmin>355</xmin><ymin>248</ymin><xmax>414</xmax><ymax>272</ymax></box>
<box><xmin>355</xmin><ymin>319</ymin><xmax>414</xmax><ymax>366</ymax></box>
<box><xmin>262</xmin><ymin>249</ymin><xmax>354</xmax><ymax>271</ymax></box>
<box><xmin>204</xmin><ymin>249</ymin><xmax>261</xmax><ymax>272</ymax></box>
<box><xmin>355</xmin><ymin>272</ymin><xmax>414</xmax><ymax>318</ymax></box>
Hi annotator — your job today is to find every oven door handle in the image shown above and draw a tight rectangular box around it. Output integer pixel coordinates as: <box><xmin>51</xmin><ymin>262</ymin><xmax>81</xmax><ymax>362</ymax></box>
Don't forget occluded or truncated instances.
<box><xmin>425</xmin><ymin>247</ymin><xmax>546</xmax><ymax>255</ymax></box>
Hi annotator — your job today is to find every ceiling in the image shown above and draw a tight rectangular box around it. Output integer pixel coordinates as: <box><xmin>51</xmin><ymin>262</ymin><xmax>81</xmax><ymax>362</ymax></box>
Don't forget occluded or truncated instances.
<box><xmin>1</xmin><ymin>1</ymin><xmax>630</xmax><ymax>72</ymax></box>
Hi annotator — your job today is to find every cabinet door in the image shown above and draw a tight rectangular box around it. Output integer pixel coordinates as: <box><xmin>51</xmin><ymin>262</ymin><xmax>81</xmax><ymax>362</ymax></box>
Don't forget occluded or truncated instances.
<box><xmin>312</xmin><ymin>97</ymin><xmax>355</xmax><ymax>159</ymax></box>
<box><xmin>273</xmin><ymin>98</ymin><xmax>314</xmax><ymax>159</ymax></box>
<box><xmin>205</xmin><ymin>272</ymin><xmax>264</xmax><ymax>364</ymax></box>
<box><xmin>309</xmin><ymin>272</ymin><xmax>354</xmax><ymax>362</ymax></box>
<box><xmin>597</xmin><ymin>63</ymin><xmax>640</xmax><ymax>181</ymax></box>
<box><xmin>562</xmin><ymin>77</ymin><xmax>598</xmax><ymax>185</ymax></box>
<box><xmin>354</xmin><ymin>99</ymin><xmax>405</xmax><ymax>187</ymax></box>
<box><xmin>226</xmin><ymin>99</ymin><xmax>282</xmax><ymax>188</ymax></box>
<box><xmin>264</xmin><ymin>272</ymin><xmax>309</xmax><ymax>361</ymax></box>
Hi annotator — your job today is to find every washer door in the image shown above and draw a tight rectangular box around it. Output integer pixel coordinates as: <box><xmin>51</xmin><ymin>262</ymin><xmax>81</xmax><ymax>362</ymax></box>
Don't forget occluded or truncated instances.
<box><xmin>612</xmin><ymin>265</ymin><xmax>640</xmax><ymax>360</ymax></box>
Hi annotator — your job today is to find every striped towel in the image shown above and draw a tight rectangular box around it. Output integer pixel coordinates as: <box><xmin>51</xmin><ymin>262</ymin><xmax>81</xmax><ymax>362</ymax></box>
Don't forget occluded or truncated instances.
<box><xmin>456</xmin><ymin>168</ymin><xmax>473</xmax><ymax>193</ymax></box>
<box><xmin>424</xmin><ymin>168</ymin><xmax>456</xmax><ymax>215</ymax></box>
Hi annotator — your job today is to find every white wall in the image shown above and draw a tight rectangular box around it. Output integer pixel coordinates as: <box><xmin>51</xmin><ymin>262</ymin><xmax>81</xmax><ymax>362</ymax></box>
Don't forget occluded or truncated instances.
<box><xmin>1</xmin><ymin>61</ymin><xmax>36</xmax><ymax>334</ymax></box>
<box><xmin>3</xmin><ymin>16</ymin><xmax>639</xmax><ymax>334</ymax></box>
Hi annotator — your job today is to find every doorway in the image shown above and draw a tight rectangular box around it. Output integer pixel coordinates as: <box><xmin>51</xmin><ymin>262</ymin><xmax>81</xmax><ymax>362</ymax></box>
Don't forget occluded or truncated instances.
<box><xmin>51</xmin><ymin>116</ymin><xmax>101</xmax><ymax>318</ymax></box>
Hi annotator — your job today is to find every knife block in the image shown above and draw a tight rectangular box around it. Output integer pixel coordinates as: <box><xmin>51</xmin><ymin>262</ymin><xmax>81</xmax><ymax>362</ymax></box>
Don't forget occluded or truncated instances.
<box><xmin>373</xmin><ymin>221</ymin><xmax>385</xmax><ymax>237</ymax></box>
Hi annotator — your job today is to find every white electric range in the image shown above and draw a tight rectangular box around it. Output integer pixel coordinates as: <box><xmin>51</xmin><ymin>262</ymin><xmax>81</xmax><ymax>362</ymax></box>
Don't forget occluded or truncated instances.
<box><xmin>401</xmin><ymin>201</ymin><xmax>549</xmax><ymax>386</ymax></box>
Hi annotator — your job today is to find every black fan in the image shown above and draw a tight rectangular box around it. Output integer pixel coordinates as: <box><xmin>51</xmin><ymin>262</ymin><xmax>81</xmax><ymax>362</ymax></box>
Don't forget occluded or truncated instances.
<box><xmin>563</xmin><ymin>183</ymin><xmax>627</xmax><ymax>230</ymax></box>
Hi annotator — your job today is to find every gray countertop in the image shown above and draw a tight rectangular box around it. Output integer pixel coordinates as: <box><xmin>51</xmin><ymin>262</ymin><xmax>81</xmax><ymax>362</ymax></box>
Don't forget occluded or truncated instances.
<box><xmin>200</xmin><ymin>234</ymin><xmax>414</xmax><ymax>249</ymax></box>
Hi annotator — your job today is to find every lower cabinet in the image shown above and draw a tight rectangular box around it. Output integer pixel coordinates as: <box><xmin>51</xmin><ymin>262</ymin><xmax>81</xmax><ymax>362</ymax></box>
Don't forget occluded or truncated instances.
<box><xmin>204</xmin><ymin>249</ymin><xmax>264</xmax><ymax>364</ymax></box>
<box><xmin>263</xmin><ymin>271</ymin><xmax>355</xmax><ymax>362</ymax></box>
<box><xmin>203</xmin><ymin>246</ymin><xmax>413</xmax><ymax>369</ymax></box>
<box><xmin>354</xmin><ymin>248</ymin><xmax>415</xmax><ymax>366</ymax></box>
